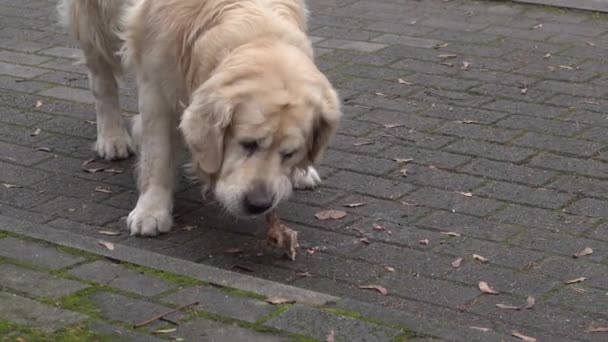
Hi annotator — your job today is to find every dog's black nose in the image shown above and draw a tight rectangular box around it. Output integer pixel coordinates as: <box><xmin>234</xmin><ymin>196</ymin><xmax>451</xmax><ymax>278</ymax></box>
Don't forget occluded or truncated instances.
<box><xmin>244</xmin><ymin>186</ymin><xmax>274</xmax><ymax>215</ymax></box>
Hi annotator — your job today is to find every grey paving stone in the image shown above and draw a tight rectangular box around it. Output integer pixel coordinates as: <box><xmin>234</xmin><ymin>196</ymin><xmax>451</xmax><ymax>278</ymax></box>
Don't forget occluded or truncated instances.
<box><xmin>404</xmin><ymin>187</ymin><xmax>504</xmax><ymax>217</ymax></box>
<box><xmin>0</xmin><ymin>186</ymin><xmax>55</xmax><ymax>209</ymax></box>
<box><xmin>511</xmin><ymin>229</ymin><xmax>608</xmax><ymax>263</ymax></box>
<box><xmin>385</xmin><ymin>145</ymin><xmax>471</xmax><ymax>169</ymax></box>
<box><xmin>0</xmin><ymin>140</ymin><xmax>52</xmax><ymax>166</ymax></box>
<box><xmin>435</xmin><ymin>121</ymin><xmax>522</xmax><ymax>144</ymax></box>
<box><xmin>68</xmin><ymin>260</ymin><xmax>174</xmax><ymax>297</ymax></box>
<box><xmin>484</xmin><ymin>100</ymin><xmax>565</xmax><ymax>118</ymax></box>
<box><xmin>460</xmin><ymin>158</ymin><xmax>556</xmax><ymax>186</ymax></box>
<box><xmin>545</xmin><ymin>286</ymin><xmax>608</xmax><ymax>316</ymax></box>
<box><xmin>161</xmin><ymin>286</ymin><xmax>275</xmax><ymax>323</ymax></box>
<box><xmin>513</xmin><ymin>132</ymin><xmax>605</xmax><ymax>157</ymax></box>
<box><xmin>496</xmin><ymin>115</ymin><xmax>587</xmax><ymax>137</ymax></box>
<box><xmin>548</xmin><ymin>175</ymin><xmax>608</xmax><ymax>200</ymax></box>
<box><xmin>90</xmin><ymin>321</ymin><xmax>165</xmax><ymax>342</ymax></box>
<box><xmin>0</xmin><ymin>61</ymin><xmax>47</xmax><ymax>78</ymax></box>
<box><xmin>417</xmin><ymin>211</ymin><xmax>521</xmax><ymax>242</ymax></box>
<box><xmin>339</xmin><ymin>194</ymin><xmax>430</xmax><ymax>224</ymax></box>
<box><xmin>422</xmin><ymin>105</ymin><xmax>509</xmax><ymax>124</ymax></box>
<box><xmin>529</xmin><ymin>153</ymin><xmax>608</xmax><ymax>178</ymax></box>
<box><xmin>0</xmin><ymin>237</ymin><xmax>84</xmax><ymax>269</ymax></box>
<box><xmin>0</xmin><ymin>291</ymin><xmax>86</xmax><ymax>332</ymax></box>
<box><xmin>476</xmin><ymin>181</ymin><xmax>574</xmax><ymax>209</ymax></box>
<box><xmin>445</xmin><ymin>139</ymin><xmax>536</xmax><ymax>163</ymax></box>
<box><xmin>265</xmin><ymin>305</ymin><xmax>399</xmax><ymax>342</ymax></box>
<box><xmin>39</xmin><ymin>86</ymin><xmax>95</xmax><ymax>105</ymax></box>
<box><xmin>322</xmin><ymin>149</ymin><xmax>396</xmax><ymax>176</ymax></box>
<box><xmin>315</xmin><ymin>39</ymin><xmax>387</xmax><ymax>52</ymax></box>
<box><xmin>401</xmin><ymin>164</ymin><xmax>485</xmax><ymax>191</ymax></box>
<box><xmin>35</xmin><ymin>196</ymin><xmax>128</xmax><ymax>226</ymax></box>
<box><xmin>0</xmin><ymin>75</ymin><xmax>49</xmax><ymax>93</ymax></box>
<box><xmin>492</xmin><ymin>204</ymin><xmax>597</xmax><ymax>234</ymax></box>
<box><xmin>565</xmin><ymin>197</ymin><xmax>608</xmax><ymax>218</ymax></box>
<box><xmin>173</xmin><ymin>317</ymin><xmax>287</xmax><ymax>342</ymax></box>
<box><xmin>537</xmin><ymin>256</ymin><xmax>608</xmax><ymax>290</ymax></box>
<box><xmin>90</xmin><ymin>291</ymin><xmax>184</xmax><ymax>326</ymax></box>
<box><xmin>0</xmin><ymin>50</ymin><xmax>51</xmax><ymax>66</ymax></box>
<box><xmin>0</xmin><ymin>263</ymin><xmax>88</xmax><ymax>298</ymax></box>
<box><xmin>325</xmin><ymin>171</ymin><xmax>415</xmax><ymax>199</ymax></box>
<box><xmin>0</xmin><ymin>161</ymin><xmax>49</xmax><ymax>186</ymax></box>
<box><xmin>0</xmin><ymin>203</ymin><xmax>51</xmax><ymax>223</ymax></box>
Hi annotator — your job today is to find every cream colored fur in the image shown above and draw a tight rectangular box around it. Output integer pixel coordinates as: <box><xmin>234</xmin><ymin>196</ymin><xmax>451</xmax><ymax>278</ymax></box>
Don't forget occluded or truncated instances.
<box><xmin>58</xmin><ymin>0</ymin><xmax>341</xmax><ymax>236</ymax></box>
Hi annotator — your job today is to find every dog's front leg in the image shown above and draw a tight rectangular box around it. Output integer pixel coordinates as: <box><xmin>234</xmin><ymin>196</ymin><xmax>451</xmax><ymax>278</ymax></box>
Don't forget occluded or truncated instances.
<box><xmin>127</xmin><ymin>83</ymin><xmax>179</xmax><ymax>236</ymax></box>
<box><xmin>291</xmin><ymin>165</ymin><xmax>322</xmax><ymax>190</ymax></box>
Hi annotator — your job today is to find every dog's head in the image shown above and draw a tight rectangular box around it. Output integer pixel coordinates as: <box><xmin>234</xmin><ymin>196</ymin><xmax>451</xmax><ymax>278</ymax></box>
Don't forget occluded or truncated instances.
<box><xmin>180</xmin><ymin>42</ymin><xmax>341</xmax><ymax>217</ymax></box>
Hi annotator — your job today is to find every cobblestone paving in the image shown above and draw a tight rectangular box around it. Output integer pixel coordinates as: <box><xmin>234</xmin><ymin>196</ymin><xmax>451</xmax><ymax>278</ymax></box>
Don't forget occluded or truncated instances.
<box><xmin>1</xmin><ymin>0</ymin><xmax>608</xmax><ymax>341</ymax></box>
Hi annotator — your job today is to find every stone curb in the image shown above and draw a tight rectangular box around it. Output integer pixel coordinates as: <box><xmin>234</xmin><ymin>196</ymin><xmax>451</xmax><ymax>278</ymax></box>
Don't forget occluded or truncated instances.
<box><xmin>0</xmin><ymin>214</ymin><xmax>520</xmax><ymax>341</ymax></box>
<box><xmin>513</xmin><ymin>0</ymin><xmax>608</xmax><ymax>12</ymax></box>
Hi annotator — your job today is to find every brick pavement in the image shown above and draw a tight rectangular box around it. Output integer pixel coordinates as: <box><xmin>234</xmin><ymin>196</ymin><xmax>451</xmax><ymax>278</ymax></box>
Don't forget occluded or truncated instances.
<box><xmin>1</xmin><ymin>0</ymin><xmax>608</xmax><ymax>340</ymax></box>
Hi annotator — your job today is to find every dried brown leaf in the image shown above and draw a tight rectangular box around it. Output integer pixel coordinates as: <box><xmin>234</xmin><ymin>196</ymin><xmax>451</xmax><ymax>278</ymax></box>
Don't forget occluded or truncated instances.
<box><xmin>525</xmin><ymin>296</ymin><xmax>535</xmax><ymax>309</ymax></box>
<box><xmin>84</xmin><ymin>120</ymin><xmax>97</xmax><ymax>125</ymax></box>
<box><xmin>2</xmin><ymin>183</ymin><xmax>21</xmax><ymax>189</ymax></box>
<box><xmin>455</xmin><ymin>120</ymin><xmax>481</xmax><ymax>124</ymax></box>
<box><xmin>325</xmin><ymin>330</ymin><xmax>336</xmax><ymax>342</ymax></box>
<box><xmin>375</xmin><ymin>92</ymin><xmax>389</xmax><ymax>98</ymax></box>
<box><xmin>531</xmin><ymin>23</ymin><xmax>543</xmax><ymax>30</ymax></box>
<box><xmin>182</xmin><ymin>225</ymin><xmax>195</xmax><ymax>232</ymax></box>
<box><xmin>359</xmin><ymin>284</ymin><xmax>388</xmax><ymax>295</ymax></box>
<box><xmin>400</xmin><ymin>201</ymin><xmax>419</xmax><ymax>207</ymax></box>
<box><xmin>315</xmin><ymin>210</ymin><xmax>347</xmax><ymax>221</ymax></box>
<box><xmin>35</xmin><ymin>100</ymin><xmax>43</xmax><ymax>108</ymax></box>
<box><xmin>558</xmin><ymin>65</ymin><xmax>574</xmax><ymax>70</ymax></box>
<box><xmin>564</xmin><ymin>277</ymin><xmax>587</xmax><ymax>284</ymax></box>
<box><xmin>98</xmin><ymin>230</ymin><xmax>120</xmax><ymax>236</ymax></box>
<box><xmin>400</xmin><ymin>168</ymin><xmax>409</xmax><ymax>177</ymax></box>
<box><xmin>344</xmin><ymin>202</ymin><xmax>366</xmax><ymax>208</ymax></box>
<box><xmin>496</xmin><ymin>303</ymin><xmax>522</xmax><ymax>310</ymax></box>
<box><xmin>451</xmin><ymin>257</ymin><xmax>463</xmax><ymax>268</ymax></box>
<box><xmin>418</xmin><ymin>239</ymin><xmax>429</xmax><ymax>246</ymax></box>
<box><xmin>438</xmin><ymin>54</ymin><xmax>457</xmax><ymax>59</ymax></box>
<box><xmin>384</xmin><ymin>266</ymin><xmax>395</xmax><ymax>272</ymax></box>
<box><xmin>296</xmin><ymin>271</ymin><xmax>312</xmax><ymax>277</ymax></box>
<box><xmin>520</xmin><ymin>87</ymin><xmax>528</xmax><ymax>95</ymax></box>
<box><xmin>372</xmin><ymin>223</ymin><xmax>386</xmax><ymax>231</ymax></box>
<box><xmin>105</xmin><ymin>168</ymin><xmax>124</xmax><ymax>174</ymax></box>
<box><xmin>35</xmin><ymin>147</ymin><xmax>52</xmax><ymax>152</ymax></box>
<box><xmin>441</xmin><ymin>231</ymin><xmax>461</xmax><ymax>237</ymax></box>
<box><xmin>383</xmin><ymin>123</ymin><xmax>404</xmax><ymax>128</ymax></box>
<box><xmin>573</xmin><ymin>247</ymin><xmax>593</xmax><ymax>258</ymax></box>
<box><xmin>359</xmin><ymin>237</ymin><xmax>371</xmax><ymax>245</ymax></box>
<box><xmin>587</xmin><ymin>326</ymin><xmax>608</xmax><ymax>333</ymax></box>
<box><xmin>397</xmin><ymin>78</ymin><xmax>412</xmax><ymax>85</ymax></box>
<box><xmin>393</xmin><ymin>158</ymin><xmax>413</xmax><ymax>163</ymax></box>
<box><xmin>94</xmin><ymin>186</ymin><xmax>112</xmax><ymax>194</ymax></box>
<box><xmin>30</xmin><ymin>128</ymin><xmax>41</xmax><ymax>136</ymax></box>
<box><xmin>512</xmin><ymin>331</ymin><xmax>537</xmax><ymax>342</ymax></box>
<box><xmin>152</xmin><ymin>328</ymin><xmax>176</xmax><ymax>334</ymax></box>
<box><xmin>585</xmin><ymin>41</ymin><xmax>596</xmax><ymax>47</ymax></box>
<box><xmin>352</xmin><ymin>227</ymin><xmax>366</xmax><ymax>235</ymax></box>
<box><xmin>479</xmin><ymin>281</ymin><xmax>499</xmax><ymax>295</ymax></box>
<box><xmin>543</xmin><ymin>53</ymin><xmax>552</xmax><ymax>59</ymax></box>
<box><xmin>266</xmin><ymin>297</ymin><xmax>296</xmax><ymax>305</ymax></box>
<box><xmin>473</xmin><ymin>254</ymin><xmax>489</xmax><ymax>263</ymax></box>
<box><xmin>352</xmin><ymin>140</ymin><xmax>373</xmax><ymax>146</ymax></box>
<box><xmin>97</xmin><ymin>240</ymin><xmax>114</xmax><ymax>251</ymax></box>
<box><xmin>456</xmin><ymin>191</ymin><xmax>473</xmax><ymax>197</ymax></box>
<box><xmin>225</xmin><ymin>247</ymin><xmax>243</xmax><ymax>254</ymax></box>
<box><xmin>461</xmin><ymin>61</ymin><xmax>471</xmax><ymax>70</ymax></box>
<box><xmin>470</xmin><ymin>326</ymin><xmax>492</xmax><ymax>332</ymax></box>
<box><xmin>83</xmin><ymin>167</ymin><xmax>105</xmax><ymax>174</ymax></box>
<box><xmin>82</xmin><ymin>159</ymin><xmax>95</xmax><ymax>167</ymax></box>
<box><xmin>434</xmin><ymin>42</ymin><xmax>449</xmax><ymax>49</ymax></box>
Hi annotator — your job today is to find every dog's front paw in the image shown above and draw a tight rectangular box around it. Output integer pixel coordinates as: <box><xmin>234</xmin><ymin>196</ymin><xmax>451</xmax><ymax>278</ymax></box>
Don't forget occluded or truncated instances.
<box><xmin>127</xmin><ymin>205</ymin><xmax>173</xmax><ymax>236</ymax></box>
<box><xmin>95</xmin><ymin>129</ymin><xmax>134</xmax><ymax>160</ymax></box>
<box><xmin>292</xmin><ymin>166</ymin><xmax>322</xmax><ymax>190</ymax></box>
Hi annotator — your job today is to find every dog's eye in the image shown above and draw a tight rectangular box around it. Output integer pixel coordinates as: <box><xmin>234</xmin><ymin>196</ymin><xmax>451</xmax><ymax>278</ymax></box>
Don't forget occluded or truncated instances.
<box><xmin>241</xmin><ymin>140</ymin><xmax>259</xmax><ymax>153</ymax></box>
<box><xmin>281</xmin><ymin>151</ymin><xmax>296</xmax><ymax>161</ymax></box>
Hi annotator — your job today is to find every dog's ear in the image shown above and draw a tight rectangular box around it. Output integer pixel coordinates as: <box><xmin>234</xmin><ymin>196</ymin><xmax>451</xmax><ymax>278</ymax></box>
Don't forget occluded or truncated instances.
<box><xmin>180</xmin><ymin>80</ymin><xmax>234</xmax><ymax>174</ymax></box>
<box><xmin>308</xmin><ymin>80</ymin><xmax>341</xmax><ymax>164</ymax></box>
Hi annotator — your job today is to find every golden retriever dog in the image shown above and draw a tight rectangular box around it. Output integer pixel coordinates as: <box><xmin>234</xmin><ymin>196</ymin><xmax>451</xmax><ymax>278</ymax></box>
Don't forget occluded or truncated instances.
<box><xmin>58</xmin><ymin>0</ymin><xmax>341</xmax><ymax>236</ymax></box>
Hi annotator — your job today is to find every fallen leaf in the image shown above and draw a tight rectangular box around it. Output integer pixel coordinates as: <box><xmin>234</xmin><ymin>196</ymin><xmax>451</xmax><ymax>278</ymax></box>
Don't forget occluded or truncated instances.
<box><xmin>543</xmin><ymin>53</ymin><xmax>552</xmax><ymax>59</ymax></box>
<box><xmin>419</xmin><ymin>239</ymin><xmax>429</xmax><ymax>245</ymax></box>
<box><xmin>434</xmin><ymin>42</ymin><xmax>449</xmax><ymax>49</ymax></box>
<box><xmin>359</xmin><ymin>284</ymin><xmax>388</xmax><ymax>295</ymax></box>
<box><xmin>573</xmin><ymin>247</ymin><xmax>593</xmax><ymax>258</ymax></box>
<box><xmin>94</xmin><ymin>186</ymin><xmax>112</xmax><ymax>194</ymax></box>
<box><xmin>375</xmin><ymin>92</ymin><xmax>389</xmax><ymax>98</ymax></box>
<box><xmin>547</xmin><ymin>66</ymin><xmax>556</xmax><ymax>72</ymax></box>
<box><xmin>461</xmin><ymin>61</ymin><xmax>471</xmax><ymax>70</ymax></box>
<box><xmin>585</xmin><ymin>41</ymin><xmax>596</xmax><ymax>47</ymax></box>
<box><xmin>455</xmin><ymin>120</ymin><xmax>481</xmax><ymax>124</ymax></box>
<box><xmin>359</xmin><ymin>237</ymin><xmax>371</xmax><ymax>244</ymax></box>
<box><xmin>82</xmin><ymin>159</ymin><xmax>95</xmax><ymax>167</ymax></box>
<box><xmin>400</xmin><ymin>168</ymin><xmax>409</xmax><ymax>177</ymax></box>
<box><xmin>306</xmin><ymin>247</ymin><xmax>318</xmax><ymax>256</ymax></box>
<box><xmin>2</xmin><ymin>183</ymin><xmax>21</xmax><ymax>189</ymax></box>
<box><xmin>442</xmin><ymin>62</ymin><xmax>454</xmax><ymax>67</ymax></box>
<box><xmin>152</xmin><ymin>328</ymin><xmax>176</xmax><ymax>334</ymax></box>
<box><xmin>479</xmin><ymin>281</ymin><xmax>499</xmax><ymax>295</ymax></box>
<box><xmin>587</xmin><ymin>326</ymin><xmax>608</xmax><ymax>333</ymax></box>
<box><xmin>397</xmin><ymin>79</ymin><xmax>412</xmax><ymax>86</ymax></box>
<box><xmin>531</xmin><ymin>23</ymin><xmax>543</xmax><ymax>29</ymax></box>
<box><xmin>400</xmin><ymin>201</ymin><xmax>418</xmax><ymax>207</ymax></box>
<box><xmin>344</xmin><ymin>202</ymin><xmax>366</xmax><ymax>208</ymax></box>
<box><xmin>266</xmin><ymin>297</ymin><xmax>296</xmax><ymax>305</ymax></box>
<box><xmin>352</xmin><ymin>140</ymin><xmax>373</xmax><ymax>146</ymax></box>
<box><xmin>35</xmin><ymin>147</ymin><xmax>52</xmax><ymax>152</ymax></box>
<box><xmin>470</xmin><ymin>326</ymin><xmax>492</xmax><ymax>332</ymax></box>
<box><xmin>384</xmin><ymin>266</ymin><xmax>395</xmax><ymax>272</ymax></box>
<box><xmin>512</xmin><ymin>331</ymin><xmax>537</xmax><ymax>342</ymax></box>
<box><xmin>325</xmin><ymin>330</ymin><xmax>336</xmax><ymax>342</ymax></box>
<box><xmin>525</xmin><ymin>296</ymin><xmax>535</xmax><ymax>309</ymax></box>
<box><xmin>456</xmin><ymin>191</ymin><xmax>473</xmax><ymax>197</ymax></box>
<box><xmin>84</xmin><ymin>120</ymin><xmax>97</xmax><ymax>125</ymax></box>
<box><xmin>496</xmin><ymin>303</ymin><xmax>522</xmax><ymax>310</ymax></box>
<box><xmin>438</xmin><ymin>54</ymin><xmax>457</xmax><ymax>59</ymax></box>
<box><xmin>558</xmin><ymin>65</ymin><xmax>574</xmax><ymax>70</ymax></box>
<box><xmin>352</xmin><ymin>227</ymin><xmax>366</xmax><ymax>235</ymax></box>
<box><xmin>383</xmin><ymin>123</ymin><xmax>403</xmax><ymax>128</ymax></box>
<box><xmin>225</xmin><ymin>247</ymin><xmax>243</xmax><ymax>254</ymax></box>
<box><xmin>451</xmin><ymin>257</ymin><xmax>463</xmax><ymax>268</ymax></box>
<box><xmin>441</xmin><ymin>231</ymin><xmax>461</xmax><ymax>237</ymax></box>
<box><xmin>98</xmin><ymin>230</ymin><xmax>120</xmax><ymax>236</ymax></box>
<box><xmin>372</xmin><ymin>223</ymin><xmax>386</xmax><ymax>232</ymax></box>
<box><xmin>105</xmin><ymin>168</ymin><xmax>124</xmax><ymax>174</ymax></box>
<box><xmin>35</xmin><ymin>100</ymin><xmax>43</xmax><ymax>108</ymax></box>
<box><xmin>314</xmin><ymin>210</ymin><xmax>347</xmax><ymax>220</ymax></box>
<box><xmin>564</xmin><ymin>277</ymin><xmax>587</xmax><ymax>284</ymax></box>
<box><xmin>473</xmin><ymin>254</ymin><xmax>489</xmax><ymax>263</ymax></box>
<box><xmin>296</xmin><ymin>271</ymin><xmax>312</xmax><ymax>277</ymax></box>
<box><xmin>520</xmin><ymin>87</ymin><xmax>528</xmax><ymax>95</ymax></box>
<box><xmin>98</xmin><ymin>240</ymin><xmax>115</xmax><ymax>251</ymax></box>
<box><xmin>393</xmin><ymin>158</ymin><xmax>413</xmax><ymax>163</ymax></box>
<box><xmin>182</xmin><ymin>225</ymin><xmax>195</xmax><ymax>231</ymax></box>
<box><xmin>30</xmin><ymin>128</ymin><xmax>41</xmax><ymax>136</ymax></box>
<box><xmin>83</xmin><ymin>167</ymin><xmax>105</xmax><ymax>173</ymax></box>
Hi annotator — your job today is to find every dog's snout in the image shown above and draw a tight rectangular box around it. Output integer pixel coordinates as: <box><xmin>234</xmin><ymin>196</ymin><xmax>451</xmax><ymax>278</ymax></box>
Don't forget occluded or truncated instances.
<box><xmin>243</xmin><ymin>183</ymin><xmax>274</xmax><ymax>215</ymax></box>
